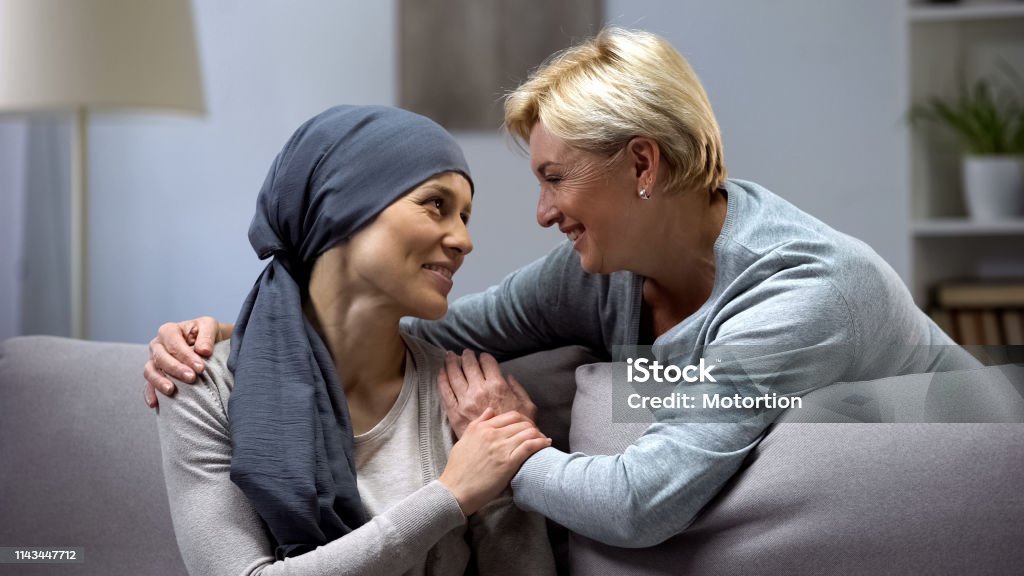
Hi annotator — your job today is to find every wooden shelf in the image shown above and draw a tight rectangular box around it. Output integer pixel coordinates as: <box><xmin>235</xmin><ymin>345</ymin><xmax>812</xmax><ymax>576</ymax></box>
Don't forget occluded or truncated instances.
<box><xmin>913</xmin><ymin>218</ymin><xmax>1024</xmax><ymax>236</ymax></box>
<box><xmin>909</xmin><ymin>3</ymin><xmax>1024</xmax><ymax>23</ymax></box>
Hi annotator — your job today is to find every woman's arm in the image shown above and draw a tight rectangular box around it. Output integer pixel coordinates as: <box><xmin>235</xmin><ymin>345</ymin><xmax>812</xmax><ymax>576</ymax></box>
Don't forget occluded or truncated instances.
<box><xmin>457</xmin><ymin>279</ymin><xmax>859</xmax><ymax>547</ymax></box>
<box><xmin>144</xmin><ymin>317</ymin><xmax>232</xmax><ymax>407</ymax></box>
<box><xmin>406</xmin><ymin>242</ymin><xmax>607</xmax><ymax>361</ymax></box>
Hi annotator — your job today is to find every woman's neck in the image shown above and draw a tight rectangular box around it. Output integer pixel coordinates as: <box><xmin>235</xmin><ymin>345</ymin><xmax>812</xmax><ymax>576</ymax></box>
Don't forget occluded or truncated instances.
<box><xmin>640</xmin><ymin>188</ymin><xmax>728</xmax><ymax>336</ymax></box>
<box><xmin>304</xmin><ymin>252</ymin><xmax>408</xmax><ymax>434</ymax></box>
<box><xmin>307</xmin><ymin>296</ymin><xmax>406</xmax><ymax>393</ymax></box>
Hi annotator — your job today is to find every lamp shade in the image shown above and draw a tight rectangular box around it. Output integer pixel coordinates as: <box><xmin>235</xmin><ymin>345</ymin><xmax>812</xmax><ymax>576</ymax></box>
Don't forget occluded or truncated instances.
<box><xmin>0</xmin><ymin>0</ymin><xmax>204</xmax><ymax>114</ymax></box>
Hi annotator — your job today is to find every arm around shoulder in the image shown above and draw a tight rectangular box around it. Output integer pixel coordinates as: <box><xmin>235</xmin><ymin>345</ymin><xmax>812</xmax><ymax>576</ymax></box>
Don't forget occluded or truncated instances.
<box><xmin>406</xmin><ymin>242</ymin><xmax>604</xmax><ymax>359</ymax></box>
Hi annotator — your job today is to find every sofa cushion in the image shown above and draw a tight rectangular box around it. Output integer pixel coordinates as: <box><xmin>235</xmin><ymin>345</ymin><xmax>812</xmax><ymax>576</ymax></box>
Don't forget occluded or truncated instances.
<box><xmin>0</xmin><ymin>336</ymin><xmax>187</xmax><ymax>576</ymax></box>
<box><xmin>568</xmin><ymin>362</ymin><xmax>1024</xmax><ymax>575</ymax></box>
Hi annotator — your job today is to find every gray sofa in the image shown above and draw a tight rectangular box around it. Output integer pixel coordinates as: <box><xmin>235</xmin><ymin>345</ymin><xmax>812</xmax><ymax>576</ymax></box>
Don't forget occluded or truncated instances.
<box><xmin>2</xmin><ymin>335</ymin><xmax>1023</xmax><ymax>575</ymax></box>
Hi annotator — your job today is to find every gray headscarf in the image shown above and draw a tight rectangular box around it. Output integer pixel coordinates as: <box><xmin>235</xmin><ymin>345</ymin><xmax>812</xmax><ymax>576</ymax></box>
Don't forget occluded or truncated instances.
<box><xmin>227</xmin><ymin>105</ymin><xmax>472</xmax><ymax>559</ymax></box>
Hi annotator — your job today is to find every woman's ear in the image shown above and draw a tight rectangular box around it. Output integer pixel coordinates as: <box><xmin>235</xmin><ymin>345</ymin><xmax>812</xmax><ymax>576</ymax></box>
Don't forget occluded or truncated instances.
<box><xmin>627</xmin><ymin>137</ymin><xmax>661</xmax><ymax>188</ymax></box>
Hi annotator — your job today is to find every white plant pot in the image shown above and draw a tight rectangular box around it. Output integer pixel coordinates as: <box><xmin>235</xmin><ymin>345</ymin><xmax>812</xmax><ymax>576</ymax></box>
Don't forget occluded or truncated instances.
<box><xmin>962</xmin><ymin>155</ymin><xmax>1024</xmax><ymax>220</ymax></box>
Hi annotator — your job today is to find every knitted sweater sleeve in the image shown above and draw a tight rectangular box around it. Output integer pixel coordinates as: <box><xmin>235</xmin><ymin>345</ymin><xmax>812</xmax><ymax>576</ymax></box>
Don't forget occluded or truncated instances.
<box><xmin>511</xmin><ymin>276</ymin><xmax>857</xmax><ymax>547</ymax></box>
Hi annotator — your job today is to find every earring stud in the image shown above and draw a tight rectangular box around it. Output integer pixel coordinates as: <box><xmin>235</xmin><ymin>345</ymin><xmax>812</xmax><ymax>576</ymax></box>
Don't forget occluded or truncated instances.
<box><xmin>638</xmin><ymin>187</ymin><xmax>651</xmax><ymax>200</ymax></box>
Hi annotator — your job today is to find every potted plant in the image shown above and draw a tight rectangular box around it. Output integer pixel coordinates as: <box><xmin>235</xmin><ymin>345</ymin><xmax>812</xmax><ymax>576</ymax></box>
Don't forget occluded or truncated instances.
<box><xmin>911</xmin><ymin>68</ymin><xmax>1024</xmax><ymax>220</ymax></box>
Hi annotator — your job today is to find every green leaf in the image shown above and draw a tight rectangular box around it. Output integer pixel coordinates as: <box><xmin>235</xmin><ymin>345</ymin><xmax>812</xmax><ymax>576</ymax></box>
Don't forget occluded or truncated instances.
<box><xmin>909</xmin><ymin>69</ymin><xmax>1024</xmax><ymax>155</ymax></box>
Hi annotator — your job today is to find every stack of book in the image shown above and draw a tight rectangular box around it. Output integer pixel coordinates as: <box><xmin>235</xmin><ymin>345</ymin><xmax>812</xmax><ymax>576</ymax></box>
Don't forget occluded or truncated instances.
<box><xmin>928</xmin><ymin>280</ymin><xmax>1024</xmax><ymax>345</ymax></box>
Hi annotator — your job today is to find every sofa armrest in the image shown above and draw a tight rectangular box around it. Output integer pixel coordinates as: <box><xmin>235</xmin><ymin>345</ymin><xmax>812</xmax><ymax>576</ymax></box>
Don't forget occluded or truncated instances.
<box><xmin>0</xmin><ymin>336</ymin><xmax>187</xmax><ymax>576</ymax></box>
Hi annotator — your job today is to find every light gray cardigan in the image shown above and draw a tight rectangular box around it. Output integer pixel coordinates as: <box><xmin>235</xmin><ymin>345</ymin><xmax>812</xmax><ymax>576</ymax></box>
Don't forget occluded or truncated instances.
<box><xmin>157</xmin><ymin>335</ymin><xmax>555</xmax><ymax>576</ymax></box>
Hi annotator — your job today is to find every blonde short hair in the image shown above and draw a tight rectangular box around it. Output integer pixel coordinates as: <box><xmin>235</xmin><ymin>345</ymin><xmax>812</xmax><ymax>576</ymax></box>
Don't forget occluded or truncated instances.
<box><xmin>504</xmin><ymin>28</ymin><xmax>727</xmax><ymax>193</ymax></box>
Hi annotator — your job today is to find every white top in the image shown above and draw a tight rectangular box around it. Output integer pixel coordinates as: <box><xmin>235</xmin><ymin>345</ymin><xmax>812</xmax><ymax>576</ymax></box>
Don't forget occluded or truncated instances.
<box><xmin>355</xmin><ymin>350</ymin><xmax>423</xmax><ymax>518</ymax></box>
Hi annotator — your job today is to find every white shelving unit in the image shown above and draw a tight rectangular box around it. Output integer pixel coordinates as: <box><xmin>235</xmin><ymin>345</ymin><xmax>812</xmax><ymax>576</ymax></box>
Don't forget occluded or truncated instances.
<box><xmin>906</xmin><ymin>0</ymin><xmax>1024</xmax><ymax>304</ymax></box>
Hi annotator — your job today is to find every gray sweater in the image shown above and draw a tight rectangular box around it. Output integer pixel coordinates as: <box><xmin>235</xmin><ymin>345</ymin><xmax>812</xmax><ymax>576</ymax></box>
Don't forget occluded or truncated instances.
<box><xmin>157</xmin><ymin>334</ymin><xmax>555</xmax><ymax>576</ymax></box>
<box><xmin>407</xmin><ymin>178</ymin><xmax>977</xmax><ymax>548</ymax></box>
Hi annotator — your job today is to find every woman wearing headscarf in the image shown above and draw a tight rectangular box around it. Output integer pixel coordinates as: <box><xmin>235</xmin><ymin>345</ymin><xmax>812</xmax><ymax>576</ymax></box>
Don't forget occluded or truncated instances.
<box><xmin>155</xmin><ymin>105</ymin><xmax>555</xmax><ymax>575</ymax></box>
<box><xmin>147</xmin><ymin>29</ymin><xmax>976</xmax><ymax>549</ymax></box>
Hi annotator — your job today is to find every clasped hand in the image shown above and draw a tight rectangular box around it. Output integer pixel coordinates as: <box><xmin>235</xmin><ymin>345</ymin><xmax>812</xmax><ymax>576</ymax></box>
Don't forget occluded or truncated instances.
<box><xmin>437</xmin><ymin>350</ymin><xmax>537</xmax><ymax>438</ymax></box>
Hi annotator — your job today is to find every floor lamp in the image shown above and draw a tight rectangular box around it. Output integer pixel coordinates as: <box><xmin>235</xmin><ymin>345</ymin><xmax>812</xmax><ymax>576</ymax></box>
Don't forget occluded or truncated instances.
<box><xmin>0</xmin><ymin>0</ymin><xmax>205</xmax><ymax>339</ymax></box>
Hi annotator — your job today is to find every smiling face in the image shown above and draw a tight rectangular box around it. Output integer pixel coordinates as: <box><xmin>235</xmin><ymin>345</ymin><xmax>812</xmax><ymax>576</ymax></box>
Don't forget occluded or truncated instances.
<box><xmin>337</xmin><ymin>171</ymin><xmax>474</xmax><ymax>320</ymax></box>
<box><xmin>530</xmin><ymin>122</ymin><xmax>645</xmax><ymax>274</ymax></box>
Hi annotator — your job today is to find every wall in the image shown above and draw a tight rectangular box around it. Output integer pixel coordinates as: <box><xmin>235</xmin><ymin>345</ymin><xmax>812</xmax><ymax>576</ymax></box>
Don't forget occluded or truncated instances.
<box><xmin>0</xmin><ymin>122</ymin><xmax>27</xmax><ymax>341</ymax></box>
<box><xmin>0</xmin><ymin>118</ymin><xmax>74</xmax><ymax>340</ymax></box>
<box><xmin>88</xmin><ymin>0</ymin><xmax>399</xmax><ymax>342</ymax></box>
